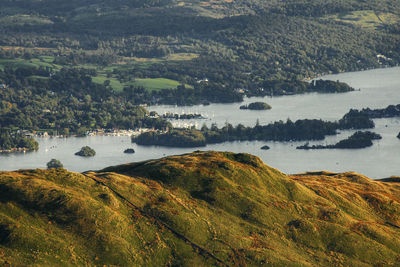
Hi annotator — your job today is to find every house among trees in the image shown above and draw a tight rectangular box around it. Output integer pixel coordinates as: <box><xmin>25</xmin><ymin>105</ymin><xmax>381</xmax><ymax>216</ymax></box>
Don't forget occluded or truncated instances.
<box><xmin>196</xmin><ymin>78</ymin><xmax>209</xmax><ymax>83</ymax></box>
<box><xmin>234</xmin><ymin>88</ymin><xmax>245</xmax><ymax>94</ymax></box>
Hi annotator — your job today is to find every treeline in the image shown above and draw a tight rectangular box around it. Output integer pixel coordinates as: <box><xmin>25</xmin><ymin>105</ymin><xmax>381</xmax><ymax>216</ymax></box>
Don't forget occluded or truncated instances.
<box><xmin>132</xmin><ymin>111</ymin><xmax>375</xmax><ymax>147</ymax></box>
<box><xmin>255</xmin><ymin>79</ymin><xmax>354</xmax><ymax>96</ymax></box>
<box><xmin>122</xmin><ymin>83</ymin><xmax>243</xmax><ymax>106</ymax></box>
<box><xmin>0</xmin><ymin>0</ymin><xmax>171</xmax><ymax>16</ymax></box>
<box><xmin>271</xmin><ymin>1</ymin><xmax>378</xmax><ymax>17</ymax></box>
<box><xmin>0</xmin><ymin>130</ymin><xmax>38</xmax><ymax>151</ymax></box>
<box><xmin>297</xmin><ymin>131</ymin><xmax>382</xmax><ymax>150</ymax></box>
<box><xmin>337</xmin><ymin>104</ymin><xmax>400</xmax><ymax>132</ymax></box>
<box><xmin>348</xmin><ymin>104</ymin><xmax>400</xmax><ymax>119</ymax></box>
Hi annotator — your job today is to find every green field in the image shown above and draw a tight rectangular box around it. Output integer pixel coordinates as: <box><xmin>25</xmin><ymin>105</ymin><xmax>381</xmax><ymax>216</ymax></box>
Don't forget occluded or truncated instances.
<box><xmin>133</xmin><ymin>78</ymin><xmax>184</xmax><ymax>91</ymax></box>
<box><xmin>91</xmin><ymin>75</ymin><xmax>125</xmax><ymax>91</ymax></box>
<box><xmin>117</xmin><ymin>53</ymin><xmax>200</xmax><ymax>70</ymax></box>
<box><xmin>0</xmin><ymin>56</ymin><xmax>193</xmax><ymax>92</ymax></box>
<box><xmin>91</xmin><ymin>75</ymin><xmax>189</xmax><ymax>92</ymax></box>
<box><xmin>164</xmin><ymin>53</ymin><xmax>199</xmax><ymax>61</ymax></box>
<box><xmin>326</xmin><ymin>10</ymin><xmax>400</xmax><ymax>30</ymax></box>
<box><xmin>0</xmin><ymin>51</ymin><xmax>198</xmax><ymax>71</ymax></box>
<box><xmin>0</xmin><ymin>49</ymin><xmax>201</xmax><ymax>91</ymax></box>
<box><xmin>0</xmin><ymin>51</ymin><xmax>198</xmax><ymax>90</ymax></box>
<box><xmin>0</xmin><ymin>57</ymin><xmax>61</xmax><ymax>71</ymax></box>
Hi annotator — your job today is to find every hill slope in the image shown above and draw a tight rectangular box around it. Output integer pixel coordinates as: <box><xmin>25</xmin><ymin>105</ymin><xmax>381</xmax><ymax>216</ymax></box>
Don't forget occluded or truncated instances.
<box><xmin>1</xmin><ymin>0</ymin><xmax>400</xmax><ymax>94</ymax></box>
<box><xmin>1</xmin><ymin>151</ymin><xmax>400</xmax><ymax>266</ymax></box>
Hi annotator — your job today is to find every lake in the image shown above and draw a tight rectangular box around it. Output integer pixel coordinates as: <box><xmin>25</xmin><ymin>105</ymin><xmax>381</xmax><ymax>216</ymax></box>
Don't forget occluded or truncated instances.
<box><xmin>1</xmin><ymin>67</ymin><xmax>399</xmax><ymax>178</ymax></box>
<box><xmin>150</xmin><ymin>67</ymin><xmax>400</xmax><ymax>128</ymax></box>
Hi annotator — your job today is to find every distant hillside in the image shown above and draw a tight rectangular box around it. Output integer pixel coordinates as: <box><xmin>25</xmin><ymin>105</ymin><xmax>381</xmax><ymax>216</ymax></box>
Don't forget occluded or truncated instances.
<box><xmin>1</xmin><ymin>0</ymin><xmax>399</xmax><ymax>99</ymax></box>
<box><xmin>1</xmin><ymin>151</ymin><xmax>400</xmax><ymax>266</ymax></box>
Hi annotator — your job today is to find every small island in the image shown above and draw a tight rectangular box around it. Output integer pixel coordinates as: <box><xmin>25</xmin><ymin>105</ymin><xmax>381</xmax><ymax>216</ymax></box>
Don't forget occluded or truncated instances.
<box><xmin>240</xmin><ymin>102</ymin><xmax>271</xmax><ymax>110</ymax></box>
<box><xmin>124</xmin><ymin>148</ymin><xmax>135</xmax><ymax>154</ymax></box>
<box><xmin>297</xmin><ymin>131</ymin><xmax>382</xmax><ymax>150</ymax></box>
<box><xmin>260</xmin><ymin>145</ymin><xmax>270</xmax><ymax>150</ymax></box>
<box><xmin>75</xmin><ymin>146</ymin><xmax>96</xmax><ymax>157</ymax></box>
<box><xmin>132</xmin><ymin>129</ymin><xmax>206</xmax><ymax>147</ymax></box>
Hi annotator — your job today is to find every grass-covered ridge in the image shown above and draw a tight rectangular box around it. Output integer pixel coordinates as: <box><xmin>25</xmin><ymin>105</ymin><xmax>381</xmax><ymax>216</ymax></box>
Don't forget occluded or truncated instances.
<box><xmin>1</xmin><ymin>151</ymin><xmax>400</xmax><ymax>266</ymax></box>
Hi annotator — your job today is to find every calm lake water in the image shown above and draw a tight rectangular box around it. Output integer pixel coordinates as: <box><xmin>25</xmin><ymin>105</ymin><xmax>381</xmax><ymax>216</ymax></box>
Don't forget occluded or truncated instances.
<box><xmin>1</xmin><ymin>67</ymin><xmax>400</xmax><ymax>178</ymax></box>
<box><xmin>150</xmin><ymin>67</ymin><xmax>400</xmax><ymax>128</ymax></box>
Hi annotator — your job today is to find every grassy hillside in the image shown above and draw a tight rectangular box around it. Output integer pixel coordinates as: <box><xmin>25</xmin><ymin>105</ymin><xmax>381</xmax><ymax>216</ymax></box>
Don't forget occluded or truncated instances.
<box><xmin>1</xmin><ymin>151</ymin><xmax>400</xmax><ymax>266</ymax></box>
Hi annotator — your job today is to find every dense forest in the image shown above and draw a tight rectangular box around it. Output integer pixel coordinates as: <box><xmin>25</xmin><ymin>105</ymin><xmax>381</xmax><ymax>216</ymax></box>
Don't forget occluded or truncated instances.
<box><xmin>1</xmin><ymin>0</ymin><xmax>399</xmax><ymax>99</ymax></box>
<box><xmin>0</xmin><ymin>67</ymin><xmax>171</xmax><ymax>135</ymax></box>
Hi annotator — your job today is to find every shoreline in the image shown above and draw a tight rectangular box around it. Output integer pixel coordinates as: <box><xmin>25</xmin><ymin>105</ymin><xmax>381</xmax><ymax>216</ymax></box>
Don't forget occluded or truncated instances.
<box><xmin>26</xmin><ymin>128</ymin><xmax>156</xmax><ymax>139</ymax></box>
<box><xmin>0</xmin><ymin>147</ymin><xmax>35</xmax><ymax>153</ymax></box>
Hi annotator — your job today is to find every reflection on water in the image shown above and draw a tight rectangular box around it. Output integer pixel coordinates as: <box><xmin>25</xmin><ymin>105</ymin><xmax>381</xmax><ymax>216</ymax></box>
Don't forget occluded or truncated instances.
<box><xmin>1</xmin><ymin>67</ymin><xmax>400</xmax><ymax>178</ymax></box>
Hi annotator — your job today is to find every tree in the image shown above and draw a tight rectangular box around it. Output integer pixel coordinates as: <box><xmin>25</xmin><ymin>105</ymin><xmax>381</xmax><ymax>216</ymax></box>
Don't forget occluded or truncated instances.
<box><xmin>75</xmin><ymin>146</ymin><xmax>96</xmax><ymax>157</ymax></box>
<box><xmin>103</xmin><ymin>80</ymin><xmax>111</xmax><ymax>87</ymax></box>
<box><xmin>47</xmin><ymin>159</ymin><xmax>64</xmax><ymax>169</ymax></box>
